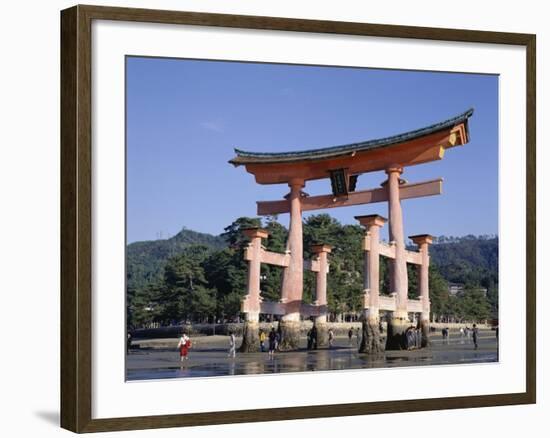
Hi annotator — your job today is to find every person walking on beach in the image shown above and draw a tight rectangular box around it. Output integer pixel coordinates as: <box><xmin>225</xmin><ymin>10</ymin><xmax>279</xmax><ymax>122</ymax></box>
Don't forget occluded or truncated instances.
<box><xmin>276</xmin><ymin>331</ymin><xmax>281</xmax><ymax>351</ymax></box>
<box><xmin>307</xmin><ymin>329</ymin><xmax>313</xmax><ymax>350</ymax></box>
<box><xmin>177</xmin><ymin>332</ymin><xmax>191</xmax><ymax>362</ymax></box>
<box><xmin>268</xmin><ymin>327</ymin><xmax>277</xmax><ymax>358</ymax></box>
<box><xmin>311</xmin><ymin>324</ymin><xmax>318</xmax><ymax>350</ymax></box>
<box><xmin>276</xmin><ymin>324</ymin><xmax>282</xmax><ymax>351</ymax></box>
<box><xmin>441</xmin><ymin>327</ymin><xmax>451</xmax><ymax>344</ymax></box>
<box><xmin>259</xmin><ymin>329</ymin><xmax>266</xmax><ymax>352</ymax></box>
<box><xmin>472</xmin><ymin>324</ymin><xmax>479</xmax><ymax>350</ymax></box>
<box><xmin>228</xmin><ymin>331</ymin><xmax>236</xmax><ymax>358</ymax></box>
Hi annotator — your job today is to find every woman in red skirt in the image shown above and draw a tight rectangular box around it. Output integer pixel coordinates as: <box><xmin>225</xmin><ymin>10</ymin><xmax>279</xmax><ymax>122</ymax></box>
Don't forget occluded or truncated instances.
<box><xmin>178</xmin><ymin>333</ymin><xmax>191</xmax><ymax>361</ymax></box>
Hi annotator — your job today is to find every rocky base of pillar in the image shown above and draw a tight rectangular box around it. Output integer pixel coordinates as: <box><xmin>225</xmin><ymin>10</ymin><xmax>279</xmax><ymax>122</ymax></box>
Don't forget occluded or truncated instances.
<box><xmin>359</xmin><ymin>319</ymin><xmax>385</xmax><ymax>354</ymax></box>
<box><xmin>239</xmin><ymin>321</ymin><xmax>260</xmax><ymax>353</ymax></box>
<box><xmin>420</xmin><ymin>319</ymin><xmax>430</xmax><ymax>348</ymax></box>
<box><xmin>385</xmin><ymin>316</ymin><xmax>410</xmax><ymax>350</ymax></box>
<box><xmin>314</xmin><ymin>323</ymin><xmax>329</xmax><ymax>348</ymax></box>
<box><xmin>278</xmin><ymin>320</ymin><xmax>301</xmax><ymax>351</ymax></box>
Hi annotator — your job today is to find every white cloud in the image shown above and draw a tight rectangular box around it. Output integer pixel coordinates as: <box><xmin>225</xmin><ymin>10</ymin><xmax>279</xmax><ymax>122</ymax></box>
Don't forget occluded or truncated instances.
<box><xmin>200</xmin><ymin>121</ymin><xmax>224</xmax><ymax>132</ymax></box>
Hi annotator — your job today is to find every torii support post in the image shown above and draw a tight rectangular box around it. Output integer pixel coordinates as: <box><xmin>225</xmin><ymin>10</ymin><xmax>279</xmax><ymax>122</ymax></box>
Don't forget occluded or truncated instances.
<box><xmin>311</xmin><ymin>243</ymin><xmax>332</xmax><ymax>347</ymax></box>
<box><xmin>239</xmin><ymin>227</ymin><xmax>269</xmax><ymax>352</ymax></box>
<box><xmin>356</xmin><ymin>215</ymin><xmax>387</xmax><ymax>354</ymax></box>
<box><xmin>279</xmin><ymin>178</ymin><xmax>305</xmax><ymax>351</ymax></box>
<box><xmin>385</xmin><ymin>167</ymin><xmax>410</xmax><ymax>350</ymax></box>
<box><xmin>410</xmin><ymin>234</ymin><xmax>434</xmax><ymax>348</ymax></box>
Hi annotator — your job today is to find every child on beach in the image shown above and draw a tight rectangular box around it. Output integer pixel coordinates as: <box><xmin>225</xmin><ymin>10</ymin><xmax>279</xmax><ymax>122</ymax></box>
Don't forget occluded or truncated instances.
<box><xmin>177</xmin><ymin>333</ymin><xmax>191</xmax><ymax>362</ymax></box>
<box><xmin>259</xmin><ymin>329</ymin><xmax>266</xmax><ymax>352</ymax></box>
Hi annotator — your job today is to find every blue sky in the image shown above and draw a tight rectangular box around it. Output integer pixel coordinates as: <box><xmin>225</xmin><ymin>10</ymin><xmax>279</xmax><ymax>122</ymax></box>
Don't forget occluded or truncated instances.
<box><xmin>126</xmin><ymin>57</ymin><xmax>498</xmax><ymax>244</ymax></box>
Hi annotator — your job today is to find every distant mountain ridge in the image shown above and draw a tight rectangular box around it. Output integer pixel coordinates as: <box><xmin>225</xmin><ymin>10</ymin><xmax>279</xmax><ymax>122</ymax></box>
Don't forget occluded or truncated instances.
<box><xmin>127</xmin><ymin>226</ymin><xmax>498</xmax><ymax>296</ymax></box>
<box><xmin>127</xmin><ymin>228</ymin><xmax>227</xmax><ymax>290</ymax></box>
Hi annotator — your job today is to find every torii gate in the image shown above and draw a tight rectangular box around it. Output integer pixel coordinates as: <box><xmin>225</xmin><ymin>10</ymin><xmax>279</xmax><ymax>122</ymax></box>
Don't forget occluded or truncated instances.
<box><xmin>238</xmin><ymin>227</ymin><xmax>332</xmax><ymax>352</ymax></box>
<box><xmin>230</xmin><ymin>109</ymin><xmax>473</xmax><ymax>352</ymax></box>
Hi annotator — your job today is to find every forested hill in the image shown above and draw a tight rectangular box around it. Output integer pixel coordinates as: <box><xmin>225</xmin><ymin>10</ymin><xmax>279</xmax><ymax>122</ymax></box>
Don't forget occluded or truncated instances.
<box><xmin>127</xmin><ymin>228</ymin><xmax>227</xmax><ymax>290</ymax></box>
<box><xmin>127</xmin><ymin>224</ymin><xmax>498</xmax><ymax>295</ymax></box>
<box><xmin>126</xmin><ymin>217</ymin><xmax>498</xmax><ymax>327</ymax></box>
<box><xmin>428</xmin><ymin>235</ymin><xmax>498</xmax><ymax>288</ymax></box>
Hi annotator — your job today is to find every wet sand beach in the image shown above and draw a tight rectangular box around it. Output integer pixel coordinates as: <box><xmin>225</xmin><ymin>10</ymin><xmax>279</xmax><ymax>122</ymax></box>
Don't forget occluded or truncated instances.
<box><xmin>126</xmin><ymin>329</ymin><xmax>498</xmax><ymax>380</ymax></box>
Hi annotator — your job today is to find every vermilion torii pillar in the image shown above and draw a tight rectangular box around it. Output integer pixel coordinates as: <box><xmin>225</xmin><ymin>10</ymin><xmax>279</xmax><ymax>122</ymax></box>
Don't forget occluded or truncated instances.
<box><xmin>356</xmin><ymin>215</ymin><xmax>386</xmax><ymax>354</ymax></box>
<box><xmin>279</xmin><ymin>178</ymin><xmax>306</xmax><ymax>350</ymax></box>
<box><xmin>385</xmin><ymin>167</ymin><xmax>410</xmax><ymax>350</ymax></box>
<box><xmin>239</xmin><ymin>228</ymin><xmax>269</xmax><ymax>352</ymax></box>
<box><xmin>410</xmin><ymin>234</ymin><xmax>434</xmax><ymax>348</ymax></box>
<box><xmin>311</xmin><ymin>243</ymin><xmax>332</xmax><ymax>347</ymax></box>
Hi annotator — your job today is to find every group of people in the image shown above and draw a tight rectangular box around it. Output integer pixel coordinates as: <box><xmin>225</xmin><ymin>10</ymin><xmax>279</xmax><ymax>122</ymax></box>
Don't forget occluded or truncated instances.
<box><xmin>176</xmin><ymin>325</ymin><xmax>346</xmax><ymax>362</ymax></box>
<box><xmin>405</xmin><ymin>326</ymin><xmax>422</xmax><ymax>350</ymax></box>
<box><xmin>172</xmin><ymin>322</ymin><xmax>488</xmax><ymax>363</ymax></box>
<box><xmin>442</xmin><ymin>324</ymin><xmax>480</xmax><ymax>349</ymax></box>
<box><xmin>178</xmin><ymin>323</ymin><xmax>427</xmax><ymax>361</ymax></box>
<box><xmin>459</xmin><ymin>324</ymin><xmax>480</xmax><ymax>349</ymax></box>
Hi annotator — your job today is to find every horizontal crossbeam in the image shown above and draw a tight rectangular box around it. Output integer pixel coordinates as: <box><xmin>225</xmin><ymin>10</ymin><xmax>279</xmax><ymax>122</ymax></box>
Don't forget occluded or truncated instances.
<box><xmin>363</xmin><ymin>291</ymin><xmax>424</xmax><ymax>312</ymax></box>
<box><xmin>244</xmin><ymin>247</ymin><xmax>290</xmax><ymax>267</ymax></box>
<box><xmin>364</xmin><ymin>238</ymin><xmax>423</xmax><ymax>265</ymax></box>
<box><xmin>244</xmin><ymin>247</ymin><xmax>328</xmax><ymax>271</ymax></box>
<box><xmin>257</xmin><ymin>178</ymin><xmax>442</xmax><ymax>215</ymax></box>
<box><xmin>248</xmin><ymin>300</ymin><xmax>327</xmax><ymax>316</ymax></box>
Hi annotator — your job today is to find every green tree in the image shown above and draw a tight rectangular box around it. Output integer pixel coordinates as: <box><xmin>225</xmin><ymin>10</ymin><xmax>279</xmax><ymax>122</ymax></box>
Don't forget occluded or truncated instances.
<box><xmin>203</xmin><ymin>247</ymin><xmax>246</xmax><ymax>321</ymax></box>
<box><xmin>162</xmin><ymin>245</ymin><xmax>216</xmax><ymax>323</ymax></box>
<box><xmin>407</xmin><ymin>264</ymin><xmax>419</xmax><ymax>299</ymax></box>
<box><xmin>221</xmin><ymin>216</ymin><xmax>262</xmax><ymax>247</ymax></box>
<box><xmin>303</xmin><ymin>215</ymin><xmax>363</xmax><ymax>319</ymax></box>
<box><xmin>428</xmin><ymin>265</ymin><xmax>449</xmax><ymax>321</ymax></box>
<box><xmin>204</xmin><ymin>217</ymin><xmax>271</xmax><ymax>321</ymax></box>
<box><xmin>459</xmin><ymin>289</ymin><xmax>492</xmax><ymax>322</ymax></box>
<box><xmin>127</xmin><ymin>282</ymin><xmax>163</xmax><ymax>329</ymax></box>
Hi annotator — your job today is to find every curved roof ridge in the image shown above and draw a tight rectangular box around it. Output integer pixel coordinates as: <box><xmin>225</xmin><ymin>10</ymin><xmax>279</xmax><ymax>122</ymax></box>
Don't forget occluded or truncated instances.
<box><xmin>230</xmin><ymin>108</ymin><xmax>473</xmax><ymax>165</ymax></box>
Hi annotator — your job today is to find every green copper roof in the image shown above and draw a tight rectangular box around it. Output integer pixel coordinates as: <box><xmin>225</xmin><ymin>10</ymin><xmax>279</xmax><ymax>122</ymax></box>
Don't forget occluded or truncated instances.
<box><xmin>229</xmin><ymin>108</ymin><xmax>473</xmax><ymax>165</ymax></box>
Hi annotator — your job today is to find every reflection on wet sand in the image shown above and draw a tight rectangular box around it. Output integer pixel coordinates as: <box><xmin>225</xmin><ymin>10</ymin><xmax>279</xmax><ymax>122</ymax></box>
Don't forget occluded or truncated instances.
<box><xmin>127</xmin><ymin>333</ymin><xmax>498</xmax><ymax>381</ymax></box>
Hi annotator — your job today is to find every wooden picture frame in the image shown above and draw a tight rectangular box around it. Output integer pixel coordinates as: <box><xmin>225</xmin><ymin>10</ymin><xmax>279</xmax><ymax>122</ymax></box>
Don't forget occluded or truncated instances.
<box><xmin>60</xmin><ymin>4</ymin><xmax>536</xmax><ymax>433</ymax></box>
